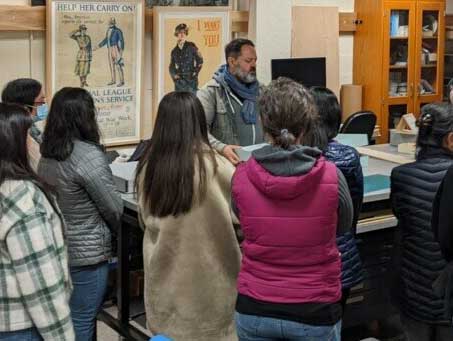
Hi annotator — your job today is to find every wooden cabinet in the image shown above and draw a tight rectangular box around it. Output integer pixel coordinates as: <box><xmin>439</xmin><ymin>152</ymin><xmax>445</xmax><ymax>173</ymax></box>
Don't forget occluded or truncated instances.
<box><xmin>444</xmin><ymin>15</ymin><xmax>453</xmax><ymax>101</ymax></box>
<box><xmin>354</xmin><ymin>0</ymin><xmax>445</xmax><ymax>143</ymax></box>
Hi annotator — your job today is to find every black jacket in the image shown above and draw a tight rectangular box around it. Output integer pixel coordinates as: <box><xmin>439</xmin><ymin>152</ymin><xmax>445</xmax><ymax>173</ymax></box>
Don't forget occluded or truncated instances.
<box><xmin>432</xmin><ymin>165</ymin><xmax>453</xmax><ymax>324</ymax></box>
<box><xmin>169</xmin><ymin>41</ymin><xmax>203</xmax><ymax>81</ymax></box>
<box><xmin>433</xmin><ymin>165</ymin><xmax>453</xmax><ymax>262</ymax></box>
<box><xmin>324</xmin><ymin>141</ymin><xmax>364</xmax><ymax>289</ymax></box>
<box><xmin>391</xmin><ymin>148</ymin><xmax>453</xmax><ymax>324</ymax></box>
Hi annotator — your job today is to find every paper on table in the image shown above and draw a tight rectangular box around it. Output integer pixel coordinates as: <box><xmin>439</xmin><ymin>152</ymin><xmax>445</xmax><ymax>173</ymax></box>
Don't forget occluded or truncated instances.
<box><xmin>236</xmin><ymin>143</ymin><xmax>269</xmax><ymax>162</ymax></box>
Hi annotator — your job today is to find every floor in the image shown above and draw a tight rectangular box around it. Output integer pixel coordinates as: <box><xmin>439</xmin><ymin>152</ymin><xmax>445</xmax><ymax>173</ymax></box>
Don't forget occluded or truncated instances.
<box><xmin>95</xmin><ymin>314</ymin><xmax>407</xmax><ymax>341</ymax></box>
<box><xmin>97</xmin><ymin>321</ymin><xmax>120</xmax><ymax>340</ymax></box>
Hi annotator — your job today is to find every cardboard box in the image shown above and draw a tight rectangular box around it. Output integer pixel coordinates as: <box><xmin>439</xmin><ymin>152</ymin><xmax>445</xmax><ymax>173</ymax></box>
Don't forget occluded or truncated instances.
<box><xmin>129</xmin><ymin>270</ymin><xmax>144</xmax><ymax>298</ymax></box>
<box><xmin>340</xmin><ymin>85</ymin><xmax>363</xmax><ymax>122</ymax></box>
<box><xmin>397</xmin><ymin>142</ymin><xmax>416</xmax><ymax>155</ymax></box>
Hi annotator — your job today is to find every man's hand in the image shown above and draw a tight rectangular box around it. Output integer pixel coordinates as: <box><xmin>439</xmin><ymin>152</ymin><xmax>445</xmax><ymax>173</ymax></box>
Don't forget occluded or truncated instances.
<box><xmin>221</xmin><ymin>145</ymin><xmax>241</xmax><ymax>165</ymax></box>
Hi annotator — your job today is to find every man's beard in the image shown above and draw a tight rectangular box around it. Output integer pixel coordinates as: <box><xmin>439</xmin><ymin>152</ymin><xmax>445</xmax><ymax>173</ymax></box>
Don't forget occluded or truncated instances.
<box><xmin>232</xmin><ymin>65</ymin><xmax>257</xmax><ymax>84</ymax></box>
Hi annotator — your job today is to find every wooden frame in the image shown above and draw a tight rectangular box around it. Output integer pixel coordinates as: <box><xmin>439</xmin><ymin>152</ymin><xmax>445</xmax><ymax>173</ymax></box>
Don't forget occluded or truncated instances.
<box><xmin>47</xmin><ymin>0</ymin><xmax>145</xmax><ymax>146</ymax></box>
<box><xmin>145</xmin><ymin>0</ymin><xmax>230</xmax><ymax>8</ymax></box>
<box><xmin>152</xmin><ymin>6</ymin><xmax>230</xmax><ymax>118</ymax></box>
<box><xmin>0</xmin><ymin>5</ymin><xmax>356</xmax><ymax>33</ymax></box>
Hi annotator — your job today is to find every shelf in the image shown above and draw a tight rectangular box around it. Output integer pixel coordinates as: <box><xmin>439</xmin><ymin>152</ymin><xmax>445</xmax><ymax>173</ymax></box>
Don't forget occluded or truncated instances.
<box><xmin>421</xmin><ymin>64</ymin><xmax>437</xmax><ymax>68</ymax></box>
<box><xmin>387</xmin><ymin>95</ymin><xmax>409</xmax><ymax>102</ymax></box>
<box><xmin>389</xmin><ymin>65</ymin><xmax>407</xmax><ymax>69</ymax></box>
<box><xmin>0</xmin><ymin>5</ymin><xmax>250</xmax><ymax>33</ymax></box>
<box><xmin>422</xmin><ymin>36</ymin><xmax>438</xmax><ymax>39</ymax></box>
<box><xmin>0</xmin><ymin>5</ymin><xmax>358</xmax><ymax>33</ymax></box>
<box><xmin>390</xmin><ymin>36</ymin><xmax>409</xmax><ymax>40</ymax></box>
<box><xmin>386</xmin><ymin>97</ymin><xmax>411</xmax><ymax>106</ymax></box>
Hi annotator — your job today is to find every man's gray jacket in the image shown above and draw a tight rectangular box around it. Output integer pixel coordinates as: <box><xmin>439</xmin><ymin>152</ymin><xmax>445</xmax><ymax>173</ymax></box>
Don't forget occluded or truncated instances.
<box><xmin>197</xmin><ymin>78</ymin><xmax>264</xmax><ymax>152</ymax></box>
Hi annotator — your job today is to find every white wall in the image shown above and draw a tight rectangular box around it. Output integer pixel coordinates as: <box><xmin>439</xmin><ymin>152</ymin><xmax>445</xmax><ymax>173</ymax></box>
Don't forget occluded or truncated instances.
<box><xmin>248</xmin><ymin>0</ymin><xmax>354</xmax><ymax>88</ymax></box>
<box><xmin>447</xmin><ymin>0</ymin><xmax>453</xmax><ymax>13</ymax></box>
<box><xmin>248</xmin><ymin>0</ymin><xmax>292</xmax><ymax>85</ymax></box>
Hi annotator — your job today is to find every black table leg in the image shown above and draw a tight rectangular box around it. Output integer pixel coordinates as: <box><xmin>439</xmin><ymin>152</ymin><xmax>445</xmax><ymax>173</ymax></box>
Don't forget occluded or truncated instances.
<box><xmin>118</xmin><ymin>218</ymin><xmax>130</xmax><ymax>327</ymax></box>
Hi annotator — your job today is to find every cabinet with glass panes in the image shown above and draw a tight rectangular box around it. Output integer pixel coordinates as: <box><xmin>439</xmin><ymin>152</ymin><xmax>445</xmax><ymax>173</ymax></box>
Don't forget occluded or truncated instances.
<box><xmin>444</xmin><ymin>15</ymin><xmax>453</xmax><ymax>102</ymax></box>
<box><xmin>354</xmin><ymin>0</ymin><xmax>445</xmax><ymax>143</ymax></box>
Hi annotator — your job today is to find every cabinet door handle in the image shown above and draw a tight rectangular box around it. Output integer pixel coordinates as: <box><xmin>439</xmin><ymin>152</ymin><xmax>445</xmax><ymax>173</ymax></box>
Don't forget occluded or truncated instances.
<box><xmin>409</xmin><ymin>83</ymin><xmax>414</xmax><ymax>98</ymax></box>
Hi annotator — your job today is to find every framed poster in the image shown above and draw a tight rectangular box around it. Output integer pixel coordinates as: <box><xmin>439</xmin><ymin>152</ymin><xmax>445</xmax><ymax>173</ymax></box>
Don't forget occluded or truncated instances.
<box><xmin>146</xmin><ymin>0</ymin><xmax>230</xmax><ymax>8</ymax></box>
<box><xmin>153</xmin><ymin>6</ymin><xmax>230</xmax><ymax>116</ymax></box>
<box><xmin>47</xmin><ymin>0</ymin><xmax>145</xmax><ymax>146</ymax></box>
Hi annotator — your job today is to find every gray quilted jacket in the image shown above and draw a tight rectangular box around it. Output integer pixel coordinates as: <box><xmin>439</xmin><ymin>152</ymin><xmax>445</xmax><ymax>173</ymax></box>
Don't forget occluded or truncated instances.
<box><xmin>38</xmin><ymin>140</ymin><xmax>123</xmax><ymax>267</ymax></box>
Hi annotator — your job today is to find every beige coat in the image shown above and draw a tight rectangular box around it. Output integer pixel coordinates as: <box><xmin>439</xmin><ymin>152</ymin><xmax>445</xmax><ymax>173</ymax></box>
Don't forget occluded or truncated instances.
<box><xmin>138</xmin><ymin>152</ymin><xmax>241</xmax><ymax>341</ymax></box>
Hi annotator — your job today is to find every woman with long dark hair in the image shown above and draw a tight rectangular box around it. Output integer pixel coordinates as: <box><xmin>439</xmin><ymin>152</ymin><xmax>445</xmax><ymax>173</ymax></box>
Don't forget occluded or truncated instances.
<box><xmin>135</xmin><ymin>91</ymin><xmax>241</xmax><ymax>340</ymax></box>
<box><xmin>391</xmin><ymin>103</ymin><xmax>453</xmax><ymax>340</ymax></box>
<box><xmin>38</xmin><ymin>87</ymin><xmax>123</xmax><ymax>341</ymax></box>
<box><xmin>1</xmin><ymin>78</ymin><xmax>48</xmax><ymax>169</ymax></box>
<box><xmin>0</xmin><ymin>103</ymin><xmax>74</xmax><ymax>340</ymax></box>
<box><xmin>310</xmin><ymin>86</ymin><xmax>364</xmax><ymax>311</ymax></box>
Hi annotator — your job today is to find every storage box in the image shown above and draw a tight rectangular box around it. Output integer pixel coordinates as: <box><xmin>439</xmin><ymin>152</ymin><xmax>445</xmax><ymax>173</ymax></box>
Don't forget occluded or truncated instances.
<box><xmin>389</xmin><ymin>129</ymin><xmax>417</xmax><ymax>146</ymax></box>
<box><xmin>340</xmin><ymin>85</ymin><xmax>363</xmax><ymax>122</ymax></box>
<box><xmin>397</xmin><ymin>142</ymin><xmax>416</xmax><ymax>155</ymax></box>
<box><xmin>109</xmin><ymin>161</ymin><xmax>138</xmax><ymax>193</ymax></box>
<box><xmin>336</xmin><ymin>133</ymin><xmax>369</xmax><ymax>148</ymax></box>
<box><xmin>129</xmin><ymin>270</ymin><xmax>144</xmax><ymax>298</ymax></box>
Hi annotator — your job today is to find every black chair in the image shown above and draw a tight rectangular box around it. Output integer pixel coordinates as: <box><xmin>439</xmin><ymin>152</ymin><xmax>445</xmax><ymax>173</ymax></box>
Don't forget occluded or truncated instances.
<box><xmin>128</xmin><ymin>138</ymin><xmax>152</xmax><ymax>162</ymax></box>
<box><xmin>339</xmin><ymin>111</ymin><xmax>377</xmax><ymax>144</ymax></box>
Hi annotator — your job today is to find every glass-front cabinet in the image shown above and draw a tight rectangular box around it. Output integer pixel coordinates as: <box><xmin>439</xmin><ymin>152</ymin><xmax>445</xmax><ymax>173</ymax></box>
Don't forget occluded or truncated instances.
<box><xmin>381</xmin><ymin>1</ymin><xmax>445</xmax><ymax>141</ymax></box>
<box><xmin>415</xmin><ymin>3</ymin><xmax>445</xmax><ymax>113</ymax></box>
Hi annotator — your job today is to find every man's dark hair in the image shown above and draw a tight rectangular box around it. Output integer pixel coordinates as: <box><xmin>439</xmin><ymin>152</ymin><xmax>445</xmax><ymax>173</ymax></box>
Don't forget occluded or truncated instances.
<box><xmin>310</xmin><ymin>86</ymin><xmax>342</xmax><ymax>141</ymax></box>
<box><xmin>225</xmin><ymin>38</ymin><xmax>255</xmax><ymax>62</ymax></box>
<box><xmin>174</xmin><ymin>23</ymin><xmax>189</xmax><ymax>36</ymax></box>
<box><xmin>259</xmin><ymin>77</ymin><xmax>327</xmax><ymax>149</ymax></box>
<box><xmin>41</xmin><ymin>87</ymin><xmax>101</xmax><ymax>161</ymax></box>
<box><xmin>1</xmin><ymin>78</ymin><xmax>42</xmax><ymax>108</ymax></box>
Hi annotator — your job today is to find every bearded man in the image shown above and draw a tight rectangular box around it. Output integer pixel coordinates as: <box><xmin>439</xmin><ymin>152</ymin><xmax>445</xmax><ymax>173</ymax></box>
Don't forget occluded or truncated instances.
<box><xmin>197</xmin><ymin>38</ymin><xmax>263</xmax><ymax>165</ymax></box>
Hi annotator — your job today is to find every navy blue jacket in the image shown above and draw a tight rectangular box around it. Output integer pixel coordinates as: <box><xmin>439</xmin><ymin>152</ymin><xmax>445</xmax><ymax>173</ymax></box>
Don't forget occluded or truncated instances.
<box><xmin>325</xmin><ymin>140</ymin><xmax>364</xmax><ymax>289</ymax></box>
<box><xmin>99</xmin><ymin>26</ymin><xmax>124</xmax><ymax>50</ymax></box>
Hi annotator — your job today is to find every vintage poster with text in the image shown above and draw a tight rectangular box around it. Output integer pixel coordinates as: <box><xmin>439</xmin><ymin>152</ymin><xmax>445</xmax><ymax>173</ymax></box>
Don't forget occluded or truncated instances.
<box><xmin>48</xmin><ymin>0</ymin><xmax>144</xmax><ymax>145</ymax></box>
<box><xmin>153</xmin><ymin>7</ymin><xmax>230</xmax><ymax>112</ymax></box>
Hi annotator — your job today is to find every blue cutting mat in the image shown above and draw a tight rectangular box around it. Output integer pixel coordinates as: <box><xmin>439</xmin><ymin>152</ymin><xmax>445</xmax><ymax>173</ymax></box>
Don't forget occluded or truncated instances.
<box><xmin>364</xmin><ymin>174</ymin><xmax>390</xmax><ymax>193</ymax></box>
